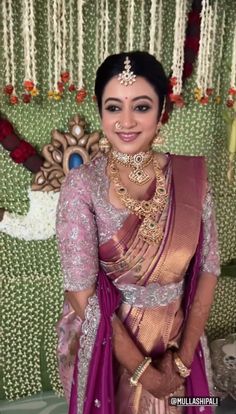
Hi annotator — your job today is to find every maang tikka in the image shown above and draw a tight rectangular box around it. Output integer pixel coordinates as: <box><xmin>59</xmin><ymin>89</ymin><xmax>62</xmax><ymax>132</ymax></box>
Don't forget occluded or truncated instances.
<box><xmin>118</xmin><ymin>56</ymin><xmax>136</xmax><ymax>86</ymax></box>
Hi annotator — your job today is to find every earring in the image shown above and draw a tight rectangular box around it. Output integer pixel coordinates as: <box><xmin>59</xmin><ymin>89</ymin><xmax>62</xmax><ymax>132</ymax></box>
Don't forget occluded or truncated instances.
<box><xmin>99</xmin><ymin>134</ymin><xmax>111</xmax><ymax>153</ymax></box>
<box><xmin>152</xmin><ymin>122</ymin><xmax>165</xmax><ymax>146</ymax></box>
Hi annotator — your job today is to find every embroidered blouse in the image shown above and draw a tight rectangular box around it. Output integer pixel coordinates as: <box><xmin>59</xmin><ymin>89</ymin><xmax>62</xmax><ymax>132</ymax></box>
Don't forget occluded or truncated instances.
<box><xmin>56</xmin><ymin>155</ymin><xmax>220</xmax><ymax>292</ymax></box>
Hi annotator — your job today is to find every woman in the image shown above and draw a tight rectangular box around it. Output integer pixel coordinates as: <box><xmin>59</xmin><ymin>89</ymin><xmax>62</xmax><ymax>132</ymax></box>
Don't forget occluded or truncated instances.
<box><xmin>56</xmin><ymin>51</ymin><xmax>220</xmax><ymax>414</ymax></box>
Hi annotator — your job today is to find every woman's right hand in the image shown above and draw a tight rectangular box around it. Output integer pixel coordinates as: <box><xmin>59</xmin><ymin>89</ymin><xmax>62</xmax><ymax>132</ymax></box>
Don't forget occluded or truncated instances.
<box><xmin>141</xmin><ymin>351</ymin><xmax>185</xmax><ymax>399</ymax></box>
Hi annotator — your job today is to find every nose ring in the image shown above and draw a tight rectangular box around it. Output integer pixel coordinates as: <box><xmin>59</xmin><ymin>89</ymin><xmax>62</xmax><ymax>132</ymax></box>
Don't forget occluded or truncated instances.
<box><xmin>115</xmin><ymin>121</ymin><xmax>122</xmax><ymax>130</ymax></box>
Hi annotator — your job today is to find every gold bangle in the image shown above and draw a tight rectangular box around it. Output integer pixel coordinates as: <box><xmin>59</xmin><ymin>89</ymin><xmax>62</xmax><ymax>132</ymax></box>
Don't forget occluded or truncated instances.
<box><xmin>174</xmin><ymin>354</ymin><xmax>191</xmax><ymax>378</ymax></box>
<box><xmin>130</xmin><ymin>357</ymin><xmax>152</xmax><ymax>387</ymax></box>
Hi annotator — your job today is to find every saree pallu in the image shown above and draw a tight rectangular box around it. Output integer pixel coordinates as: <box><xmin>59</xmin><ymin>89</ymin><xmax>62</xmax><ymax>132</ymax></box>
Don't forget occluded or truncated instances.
<box><xmin>57</xmin><ymin>155</ymin><xmax>213</xmax><ymax>414</ymax></box>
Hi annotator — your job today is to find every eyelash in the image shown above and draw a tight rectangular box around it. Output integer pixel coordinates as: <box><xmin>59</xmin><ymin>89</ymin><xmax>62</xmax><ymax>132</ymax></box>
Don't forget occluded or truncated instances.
<box><xmin>105</xmin><ymin>104</ymin><xmax>151</xmax><ymax>112</ymax></box>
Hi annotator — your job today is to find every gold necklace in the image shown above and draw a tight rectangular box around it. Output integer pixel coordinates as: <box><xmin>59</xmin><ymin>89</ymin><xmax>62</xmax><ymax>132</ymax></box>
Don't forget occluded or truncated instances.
<box><xmin>111</xmin><ymin>150</ymin><xmax>153</xmax><ymax>185</ymax></box>
<box><xmin>108</xmin><ymin>153</ymin><xmax>168</xmax><ymax>244</ymax></box>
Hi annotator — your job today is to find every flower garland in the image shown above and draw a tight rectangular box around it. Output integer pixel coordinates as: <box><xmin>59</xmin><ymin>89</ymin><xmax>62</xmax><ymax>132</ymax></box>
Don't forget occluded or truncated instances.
<box><xmin>21</xmin><ymin>0</ymin><xmax>39</xmax><ymax>103</ymax></box>
<box><xmin>149</xmin><ymin>0</ymin><xmax>163</xmax><ymax>60</ymax></box>
<box><xmin>126</xmin><ymin>0</ymin><xmax>135</xmax><ymax>51</ymax></box>
<box><xmin>195</xmin><ymin>0</ymin><xmax>217</xmax><ymax>105</ymax></box>
<box><xmin>0</xmin><ymin>188</ymin><xmax>59</xmax><ymax>240</ymax></box>
<box><xmin>2</xmin><ymin>0</ymin><xmax>18</xmax><ymax>104</ymax></box>
<box><xmin>215</xmin><ymin>11</ymin><xmax>225</xmax><ymax>103</ymax></box>
<box><xmin>225</xmin><ymin>24</ymin><xmax>236</xmax><ymax>181</ymax></box>
<box><xmin>115</xmin><ymin>0</ymin><xmax>121</xmax><ymax>53</ymax></box>
<box><xmin>139</xmin><ymin>0</ymin><xmax>145</xmax><ymax>50</ymax></box>
<box><xmin>170</xmin><ymin>0</ymin><xmax>188</xmax><ymax>108</ymax></box>
<box><xmin>0</xmin><ymin>117</ymin><xmax>43</xmax><ymax>173</ymax></box>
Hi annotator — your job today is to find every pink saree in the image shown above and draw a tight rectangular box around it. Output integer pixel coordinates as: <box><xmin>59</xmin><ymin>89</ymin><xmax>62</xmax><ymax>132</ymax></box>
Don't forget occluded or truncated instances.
<box><xmin>57</xmin><ymin>155</ymin><xmax>214</xmax><ymax>414</ymax></box>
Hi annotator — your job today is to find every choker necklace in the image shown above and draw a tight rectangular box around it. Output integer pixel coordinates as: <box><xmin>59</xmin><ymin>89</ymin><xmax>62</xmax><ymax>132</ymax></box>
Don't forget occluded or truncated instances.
<box><xmin>111</xmin><ymin>150</ymin><xmax>153</xmax><ymax>185</ymax></box>
<box><xmin>108</xmin><ymin>153</ymin><xmax>167</xmax><ymax>244</ymax></box>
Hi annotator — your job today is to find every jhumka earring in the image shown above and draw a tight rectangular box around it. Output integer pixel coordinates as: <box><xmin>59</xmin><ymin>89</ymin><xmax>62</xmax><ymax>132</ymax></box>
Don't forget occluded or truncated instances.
<box><xmin>99</xmin><ymin>134</ymin><xmax>111</xmax><ymax>153</ymax></box>
<box><xmin>152</xmin><ymin>122</ymin><xmax>165</xmax><ymax>146</ymax></box>
<box><xmin>152</xmin><ymin>98</ymin><xmax>167</xmax><ymax>146</ymax></box>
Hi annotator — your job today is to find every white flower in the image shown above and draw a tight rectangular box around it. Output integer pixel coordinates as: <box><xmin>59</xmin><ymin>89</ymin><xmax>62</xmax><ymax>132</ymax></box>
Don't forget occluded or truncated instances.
<box><xmin>0</xmin><ymin>188</ymin><xmax>59</xmax><ymax>240</ymax></box>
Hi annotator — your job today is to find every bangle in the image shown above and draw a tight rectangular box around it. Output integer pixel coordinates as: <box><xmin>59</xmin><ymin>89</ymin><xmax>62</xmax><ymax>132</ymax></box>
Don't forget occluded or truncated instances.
<box><xmin>130</xmin><ymin>357</ymin><xmax>152</xmax><ymax>387</ymax></box>
<box><xmin>174</xmin><ymin>353</ymin><xmax>191</xmax><ymax>378</ymax></box>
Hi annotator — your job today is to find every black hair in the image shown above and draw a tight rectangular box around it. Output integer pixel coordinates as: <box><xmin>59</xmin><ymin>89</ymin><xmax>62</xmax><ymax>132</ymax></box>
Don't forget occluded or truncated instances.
<box><xmin>94</xmin><ymin>51</ymin><xmax>168</xmax><ymax>118</ymax></box>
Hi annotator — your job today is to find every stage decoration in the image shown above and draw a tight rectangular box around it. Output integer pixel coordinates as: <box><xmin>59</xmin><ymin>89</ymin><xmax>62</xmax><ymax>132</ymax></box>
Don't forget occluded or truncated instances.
<box><xmin>215</xmin><ymin>11</ymin><xmax>225</xmax><ymax>104</ymax></box>
<box><xmin>2</xmin><ymin>0</ymin><xmax>18</xmax><ymax>104</ymax></box>
<box><xmin>77</xmin><ymin>0</ymin><xmax>85</xmax><ymax>90</ymax></box>
<box><xmin>140</xmin><ymin>0</ymin><xmax>145</xmax><ymax>50</ymax></box>
<box><xmin>21</xmin><ymin>0</ymin><xmax>38</xmax><ymax>101</ymax></box>
<box><xmin>115</xmin><ymin>0</ymin><xmax>121</xmax><ymax>53</ymax></box>
<box><xmin>32</xmin><ymin>114</ymin><xmax>100</xmax><ymax>192</ymax></box>
<box><xmin>149</xmin><ymin>0</ymin><xmax>163</xmax><ymax>60</ymax></box>
<box><xmin>126</xmin><ymin>0</ymin><xmax>135</xmax><ymax>51</ymax></box>
<box><xmin>0</xmin><ymin>117</ymin><xmax>43</xmax><ymax>173</ymax></box>
<box><xmin>222</xmin><ymin>12</ymin><xmax>236</xmax><ymax>181</ymax></box>
<box><xmin>170</xmin><ymin>0</ymin><xmax>188</xmax><ymax>108</ymax></box>
<box><xmin>195</xmin><ymin>0</ymin><xmax>218</xmax><ymax>105</ymax></box>
<box><xmin>0</xmin><ymin>189</ymin><xmax>59</xmax><ymax>240</ymax></box>
<box><xmin>68</xmin><ymin>0</ymin><xmax>75</xmax><ymax>90</ymax></box>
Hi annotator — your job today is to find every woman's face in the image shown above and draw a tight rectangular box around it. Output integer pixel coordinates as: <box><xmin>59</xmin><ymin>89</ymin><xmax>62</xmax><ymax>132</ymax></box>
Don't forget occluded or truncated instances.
<box><xmin>100</xmin><ymin>76</ymin><xmax>160</xmax><ymax>154</ymax></box>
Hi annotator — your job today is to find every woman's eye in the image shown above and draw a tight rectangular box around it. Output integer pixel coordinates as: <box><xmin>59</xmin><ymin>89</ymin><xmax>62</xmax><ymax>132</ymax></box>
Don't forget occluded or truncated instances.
<box><xmin>105</xmin><ymin>105</ymin><xmax>120</xmax><ymax>112</ymax></box>
<box><xmin>135</xmin><ymin>105</ymin><xmax>151</xmax><ymax>112</ymax></box>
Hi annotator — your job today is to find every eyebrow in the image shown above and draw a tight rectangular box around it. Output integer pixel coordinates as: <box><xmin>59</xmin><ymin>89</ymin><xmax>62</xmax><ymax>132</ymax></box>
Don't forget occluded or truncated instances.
<box><xmin>104</xmin><ymin>95</ymin><xmax>153</xmax><ymax>104</ymax></box>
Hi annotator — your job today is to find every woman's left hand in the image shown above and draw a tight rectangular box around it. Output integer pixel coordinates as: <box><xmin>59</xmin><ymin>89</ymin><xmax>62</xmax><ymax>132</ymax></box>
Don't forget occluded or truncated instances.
<box><xmin>153</xmin><ymin>350</ymin><xmax>185</xmax><ymax>396</ymax></box>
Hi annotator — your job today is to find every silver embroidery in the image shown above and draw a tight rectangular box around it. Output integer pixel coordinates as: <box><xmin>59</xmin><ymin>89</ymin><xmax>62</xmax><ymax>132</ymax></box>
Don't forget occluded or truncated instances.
<box><xmin>77</xmin><ymin>294</ymin><xmax>101</xmax><ymax>414</ymax></box>
<box><xmin>116</xmin><ymin>280</ymin><xmax>184</xmax><ymax>308</ymax></box>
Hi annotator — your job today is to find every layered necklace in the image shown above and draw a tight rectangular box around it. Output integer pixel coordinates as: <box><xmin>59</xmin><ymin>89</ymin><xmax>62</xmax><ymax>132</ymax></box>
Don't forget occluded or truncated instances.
<box><xmin>111</xmin><ymin>150</ymin><xmax>153</xmax><ymax>185</ymax></box>
<box><xmin>108</xmin><ymin>152</ymin><xmax>168</xmax><ymax>244</ymax></box>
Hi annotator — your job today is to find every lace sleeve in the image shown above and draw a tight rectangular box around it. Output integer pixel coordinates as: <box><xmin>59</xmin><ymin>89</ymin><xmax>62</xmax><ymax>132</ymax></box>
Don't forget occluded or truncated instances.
<box><xmin>200</xmin><ymin>184</ymin><xmax>220</xmax><ymax>276</ymax></box>
<box><xmin>56</xmin><ymin>167</ymin><xmax>99</xmax><ymax>291</ymax></box>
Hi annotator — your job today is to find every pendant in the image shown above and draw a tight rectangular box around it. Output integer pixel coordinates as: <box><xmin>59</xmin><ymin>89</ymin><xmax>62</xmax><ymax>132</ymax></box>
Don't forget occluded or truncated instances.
<box><xmin>128</xmin><ymin>168</ymin><xmax>151</xmax><ymax>185</ymax></box>
<box><xmin>138</xmin><ymin>217</ymin><xmax>163</xmax><ymax>244</ymax></box>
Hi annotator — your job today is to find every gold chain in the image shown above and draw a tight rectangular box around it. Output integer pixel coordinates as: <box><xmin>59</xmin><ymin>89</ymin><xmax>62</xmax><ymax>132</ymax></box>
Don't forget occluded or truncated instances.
<box><xmin>108</xmin><ymin>153</ymin><xmax>168</xmax><ymax>244</ymax></box>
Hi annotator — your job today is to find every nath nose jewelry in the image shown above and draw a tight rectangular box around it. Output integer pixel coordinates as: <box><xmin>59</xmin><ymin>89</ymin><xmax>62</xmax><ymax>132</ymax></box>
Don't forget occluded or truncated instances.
<box><xmin>115</xmin><ymin>121</ymin><xmax>122</xmax><ymax>130</ymax></box>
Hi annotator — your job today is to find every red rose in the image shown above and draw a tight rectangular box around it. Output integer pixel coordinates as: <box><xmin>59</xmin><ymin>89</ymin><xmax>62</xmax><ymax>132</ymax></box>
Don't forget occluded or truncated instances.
<box><xmin>24</xmin><ymin>80</ymin><xmax>34</xmax><ymax>92</ymax></box>
<box><xmin>188</xmin><ymin>11</ymin><xmax>201</xmax><ymax>25</ymax></box>
<box><xmin>4</xmin><ymin>84</ymin><xmax>14</xmax><ymax>95</ymax></box>
<box><xmin>10</xmin><ymin>140</ymin><xmax>36</xmax><ymax>163</ymax></box>
<box><xmin>183</xmin><ymin>62</ymin><xmax>193</xmax><ymax>79</ymax></box>
<box><xmin>57</xmin><ymin>81</ymin><xmax>64</xmax><ymax>93</ymax></box>
<box><xmin>10</xmin><ymin>95</ymin><xmax>19</xmax><ymax>105</ymax></box>
<box><xmin>61</xmin><ymin>71</ymin><xmax>70</xmax><ymax>83</ymax></box>
<box><xmin>185</xmin><ymin>37</ymin><xmax>199</xmax><ymax>53</ymax></box>
<box><xmin>226</xmin><ymin>99</ymin><xmax>234</xmax><ymax>108</ymax></box>
<box><xmin>0</xmin><ymin>119</ymin><xmax>14</xmax><ymax>139</ymax></box>
<box><xmin>68</xmin><ymin>84</ymin><xmax>76</xmax><ymax>92</ymax></box>
<box><xmin>76</xmin><ymin>88</ymin><xmax>87</xmax><ymax>103</ymax></box>
<box><xmin>22</xmin><ymin>93</ymin><xmax>32</xmax><ymax>103</ymax></box>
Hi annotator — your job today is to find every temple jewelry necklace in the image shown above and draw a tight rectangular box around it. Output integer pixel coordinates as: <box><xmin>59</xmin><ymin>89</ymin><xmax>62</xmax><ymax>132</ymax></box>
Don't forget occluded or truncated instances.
<box><xmin>111</xmin><ymin>150</ymin><xmax>153</xmax><ymax>185</ymax></box>
<box><xmin>108</xmin><ymin>153</ymin><xmax>168</xmax><ymax>244</ymax></box>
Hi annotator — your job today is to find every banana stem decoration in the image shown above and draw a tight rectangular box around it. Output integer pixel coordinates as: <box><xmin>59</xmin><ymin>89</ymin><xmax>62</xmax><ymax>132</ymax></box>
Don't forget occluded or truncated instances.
<box><xmin>228</xmin><ymin>117</ymin><xmax>236</xmax><ymax>181</ymax></box>
<box><xmin>223</xmin><ymin>101</ymin><xmax>236</xmax><ymax>182</ymax></box>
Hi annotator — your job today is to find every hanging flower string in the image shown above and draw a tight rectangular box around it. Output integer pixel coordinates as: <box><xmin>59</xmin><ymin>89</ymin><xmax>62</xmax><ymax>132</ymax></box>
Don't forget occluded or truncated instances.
<box><xmin>170</xmin><ymin>0</ymin><xmax>188</xmax><ymax>108</ymax></box>
<box><xmin>139</xmin><ymin>0</ymin><xmax>145</xmax><ymax>50</ymax></box>
<box><xmin>22</xmin><ymin>0</ymin><xmax>39</xmax><ymax>103</ymax></box>
<box><xmin>194</xmin><ymin>0</ymin><xmax>217</xmax><ymax>105</ymax></box>
<box><xmin>76</xmin><ymin>0</ymin><xmax>87</xmax><ymax>104</ymax></box>
<box><xmin>215</xmin><ymin>10</ymin><xmax>225</xmax><ymax>104</ymax></box>
<box><xmin>2</xmin><ymin>0</ymin><xmax>18</xmax><ymax>104</ymax></box>
<box><xmin>115</xmin><ymin>0</ymin><xmax>121</xmax><ymax>53</ymax></box>
<box><xmin>225</xmin><ymin>25</ymin><xmax>236</xmax><ymax>181</ymax></box>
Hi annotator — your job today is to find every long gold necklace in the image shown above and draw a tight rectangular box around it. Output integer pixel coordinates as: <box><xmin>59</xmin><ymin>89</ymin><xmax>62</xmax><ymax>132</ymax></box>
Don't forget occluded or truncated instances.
<box><xmin>108</xmin><ymin>153</ymin><xmax>168</xmax><ymax>244</ymax></box>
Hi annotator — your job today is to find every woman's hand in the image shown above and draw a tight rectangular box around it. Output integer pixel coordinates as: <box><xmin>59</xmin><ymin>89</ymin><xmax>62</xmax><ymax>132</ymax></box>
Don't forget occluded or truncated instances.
<box><xmin>141</xmin><ymin>350</ymin><xmax>185</xmax><ymax>399</ymax></box>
